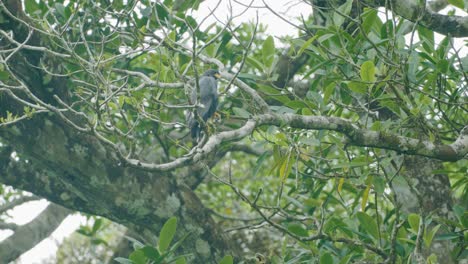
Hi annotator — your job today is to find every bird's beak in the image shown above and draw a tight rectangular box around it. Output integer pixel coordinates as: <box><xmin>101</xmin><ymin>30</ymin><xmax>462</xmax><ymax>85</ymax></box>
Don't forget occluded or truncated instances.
<box><xmin>214</xmin><ymin>73</ymin><xmax>221</xmax><ymax>79</ymax></box>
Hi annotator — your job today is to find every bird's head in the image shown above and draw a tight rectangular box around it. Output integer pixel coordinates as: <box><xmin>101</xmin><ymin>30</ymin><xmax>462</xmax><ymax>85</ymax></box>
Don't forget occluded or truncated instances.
<box><xmin>203</xmin><ymin>69</ymin><xmax>221</xmax><ymax>79</ymax></box>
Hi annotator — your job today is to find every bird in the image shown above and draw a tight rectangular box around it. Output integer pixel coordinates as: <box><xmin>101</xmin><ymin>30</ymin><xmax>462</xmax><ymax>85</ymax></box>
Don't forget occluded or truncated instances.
<box><xmin>188</xmin><ymin>69</ymin><xmax>221</xmax><ymax>141</ymax></box>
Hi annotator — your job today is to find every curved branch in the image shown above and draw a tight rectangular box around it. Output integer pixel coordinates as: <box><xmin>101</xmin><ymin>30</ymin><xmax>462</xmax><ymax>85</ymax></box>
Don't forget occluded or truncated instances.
<box><xmin>0</xmin><ymin>203</ymin><xmax>71</xmax><ymax>263</ymax></box>
<box><xmin>124</xmin><ymin>114</ymin><xmax>467</xmax><ymax>171</ymax></box>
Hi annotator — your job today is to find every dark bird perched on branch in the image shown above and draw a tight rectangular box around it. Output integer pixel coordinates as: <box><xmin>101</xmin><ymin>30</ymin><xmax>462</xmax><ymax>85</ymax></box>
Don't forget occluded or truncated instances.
<box><xmin>188</xmin><ymin>69</ymin><xmax>221</xmax><ymax>141</ymax></box>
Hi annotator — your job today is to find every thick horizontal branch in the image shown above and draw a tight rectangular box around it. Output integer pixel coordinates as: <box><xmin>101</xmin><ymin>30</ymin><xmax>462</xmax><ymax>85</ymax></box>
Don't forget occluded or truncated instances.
<box><xmin>258</xmin><ymin>114</ymin><xmax>468</xmax><ymax>162</ymax></box>
<box><xmin>371</xmin><ymin>0</ymin><xmax>468</xmax><ymax>37</ymax></box>
<box><xmin>125</xmin><ymin>114</ymin><xmax>467</xmax><ymax>172</ymax></box>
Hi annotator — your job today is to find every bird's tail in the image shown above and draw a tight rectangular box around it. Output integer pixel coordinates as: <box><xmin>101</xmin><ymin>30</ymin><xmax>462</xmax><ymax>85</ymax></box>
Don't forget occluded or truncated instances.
<box><xmin>191</xmin><ymin>122</ymin><xmax>201</xmax><ymax>141</ymax></box>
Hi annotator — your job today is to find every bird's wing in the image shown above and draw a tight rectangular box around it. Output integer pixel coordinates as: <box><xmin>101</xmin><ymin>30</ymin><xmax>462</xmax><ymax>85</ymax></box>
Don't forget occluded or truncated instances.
<box><xmin>198</xmin><ymin>76</ymin><xmax>218</xmax><ymax>121</ymax></box>
<box><xmin>200</xmin><ymin>94</ymin><xmax>217</xmax><ymax>121</ymax></box>
<box><xmin>199</xmin><ymin>76</ymin><xmax>217</xmax><ymax>96</ymax></box>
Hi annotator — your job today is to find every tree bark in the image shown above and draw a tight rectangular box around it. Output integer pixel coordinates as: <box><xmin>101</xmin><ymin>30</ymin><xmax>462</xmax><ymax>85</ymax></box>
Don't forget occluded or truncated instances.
<box><xmin>0</xmin><ymin>115</ymin><xmax>236</xmax><ymax>262</ymax></box>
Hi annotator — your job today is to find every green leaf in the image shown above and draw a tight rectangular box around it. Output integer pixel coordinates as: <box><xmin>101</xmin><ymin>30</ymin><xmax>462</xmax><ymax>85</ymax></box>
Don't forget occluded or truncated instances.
<box><xmin>54</xmin><ymin>3</ymin><xmax>66</xmax><ymax>18</ymax></box>
<box><xmin>296</xmin><ymin>35</ymin><xmax>319</xmax><ymax>57</ymax></box>
<box><xmin>0</xmin><ymin>71</ymin><xmax>9</xmax><ymax>81</ymax></box>
<box><xmin>302</xmin><ymin>108</ymin><xmax>314</xmax><ymax>116</ymax></box>
<box><xmin>373</xmin><ymin>176</ymin><xmax>385</xmax><ymax>195</ymax></box>
<box><xmin>232</xmin><ymin>107</ymin><xmax>251</xmax><ymax>118</ymax></box>
<box><xmin>447</xmin><ymin>0</ymin><xmax>465</xmax><ymax>9</ymax></box>
<box><xmin>361</xmin><ymin>185</ymin><xmax>370</xmax><ymax>211</ymax></box>
<box><xmin>418</xmin><ymin>26</ymin><xmax>434</xmax><ymax>52</ymax></box>
<box><xmin>460</xmin><ymin>211</ymin><xmax>468</xmax><ymax>228</ymax></box>
<box><xmin>360</xmin><ymin>60</ymin><xmax>376</xmax><ymax>83</ymax></box>
<box><xmin>219</xmin><ymin>255</ymin><xmax>233</xmax><ymax>264</ymax></box>
<box><xmin>90</xmin><ymin>237</ymin><xmax>108</xmax><ymax>246</ymax></box>
<box><xmin>407</xmin><ymin>52</ymin><xmax>419</xmax><ymax>83</ymax></box>
<box><xmin>279</xmin><ymin>152</ymin><xmax>293</xmax><ymax>182</ymax></box>
<box><xmin>347</xmin><ymin>81</ymin><xmax>367</xmax><ymax>94</ymax></box>
<box><xmin>257</xmin><ymin>84</ymin><xmax>290</xmax><ymax>104</ymax></box>
<box><xmin>129</xmin><ymin>250</ymin><xmax>146</xmax><ymax>264</ymax></box>
<box><xmin>159</xmin><ymin>217</ymin><xmax>177</xmax><ymax>253</ymax></box>
<box><xmin>424</xmin><ymin>224</ymin><xmax>441</xmax><ymax>248</ymax></box>
<box><xmin>287</xmin><ymin>223</ymin><xmax>309</xmax><ymax>237</ymax></box>
<box><xmin>175</xmin><ymin>256</ymin><xmax>187</xmax><ymax>264</ymax></box>
<box><xmin>320</xmin><ymin>252</ymin><xmax>334</xmax><ymax>264</ymax></box>
<box><xmin>141</xmin><ymin>246</ymin><xmax>160</xmax><ymax>260</ymax></box>
<box><xmin>91</xmin><ymin>218</ymin><xmax>103</xmax><ymax>234</ymax></box>
<box><xmin>356</xmin><ymin>212</ymin><xmax>379</xmax><ymax>240</ymax></box>
<box><xmin>427</xmin><ymin>253</ymin><xmax>438</xmax><ymax>264</ymax></box>
<box><xmin>437</xmin><ymin>59</ymin><xmax>449</xmax><ymax>73</ymax></box>
<box><xmin>25</xmin><ymin>0</ymin><xmax>40</xmax><ymax>14</ymax></box>
<box><xmin>361</xmin><ymin>8</ymin><xmax>381</xmax><ymax>34</ymax></box>
<box><xmin>408</xmin><ymin>213</ymin><xmax>420</xmax><ymax>234</ymax></box>
<box><xmin>435</xmin><ymin>233</ymin><xmax>460</xmax><ymax>241</ymax></box>
<box><xmin>333</xmin><ymin>0</ymin><xmax>353</xmax><ymax>27</ymax></box>
<box><xmin>323</xmin><ymin>82</ymin><xmax>335</xmax><ymax>103</ymax></box>
<box><xmin>317</xmin><ymin>33</ymin><xmax>335</xmax><ymax>43</ymax></box>
<box><xmin>124</xmin><ymin>236</ymin><xmax>145</xmax><ymax>250</ymax></box>
<box><xmin>337</xmin><ymin>178</ymin><xmax>345</xmax><ymax>193</ymax></box>
<box><xmin>160</xmin><ymin>232</ymin><xmax>191</xmax><ymax>259</ymax></box>
<box><xmin>262</xmin><ymin>36</ymin><xmax>275</xmax><ymax>69</ymax></box>
<box><xmin>338</xmin><ymin>254</ymin><xmax>353</xmax><ymax>264</ymax></box>
<box><xmin>246</xmin><ymin>57</ymin><xmax>264</xmax><ymax>72</ymax></box>
<box><xmin>114</xmin><ymin>257</ymin><xmax>133</xmax><ymax>264</ymax></box>
<box><xmin>253</xmin><ymin>152</ymin><xmax>268</xmax><ymax>177</ymax></box>
<box><xmin>205</xmin><ymin>43</ymin><xmax>218</xmax><ymax>58</ymax></box>
<box><xmin>167</xmin><ymin>31</ymin><xmax>176</xmax><ymax>44</ymax></box>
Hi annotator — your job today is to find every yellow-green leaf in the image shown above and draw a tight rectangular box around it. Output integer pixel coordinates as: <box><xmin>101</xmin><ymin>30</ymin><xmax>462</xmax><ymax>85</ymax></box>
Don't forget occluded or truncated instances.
<box><xmin>246</xmin><ymin>57</ymin><xmax>264</xmax><ymax>71</ymax></box>
<box><xmin>297</xmin><ymin>35</ymin><xmax>319</xmax><ymax>57</ymax></box>
<box><xmin>448</xmin><ymin>0</ymin><xmax>464</xmax><ymax>9</ymax></box>
<box><xmin>279</xmin><ymin>153</ymin><xmax>293</xmax><ymax>182</ymax></box>
<box><xmin>287</xmin><ymin>223</ymin><xmax>309</xmax><ymax>237</ymax></box>
<box><xmin>129</xmin><ymin>250</ymin><xmax>145</xmax><ymax>264</ymax></box>
<box><xmin>347</xmin><ymin>81</ymin><xmax>367</xmax><ymax>94</ymax></box>
<box><xmin>427</xmin><ymin>253</ymin><xmax>438</xmax><ymax>264</ymax></box>
<box><xmin>219</xmin><ymin>255</ymin><xmax>233</xmax><ymax>264</ymax></box>
<box><xmin>338</xmin><ymin>178</ymin><xmax>345</xmax><ymax>193</ymax></box>
<box><xmin>158</xmin><ymin>217</ymin><xmax>177</xmax><ymax>253</ymax></box>
<box><xmin>323</xmin><ymin>82</ymin><xmax>335</xmax><ymax>103</ymax></box>
<box><xmin>424</xmin><ymin>224</ymin><xmax>441</xmax><ymax>247</ymax></box>
<box><xmin>408</xmin><ymin>213</ymin><xmax>420</xmax><ymax>234</ymax></box>
<box><xmin>360</xmin><ymin>60</ymin><xmax>376</xmax><ymax>83</ymax></box>
<box><xmin>262</xmin><ymin>36</ymin><xmax>275</xmax><ymax>68</ymax></box>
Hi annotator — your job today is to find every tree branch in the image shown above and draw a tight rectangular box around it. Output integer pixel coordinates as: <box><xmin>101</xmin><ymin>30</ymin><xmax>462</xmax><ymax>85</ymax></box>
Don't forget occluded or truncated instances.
<box><xmin>0</xmin><ymin>195</ymin><xmax>41</xmax><ymax>214</ymax></box>
<box><xmin>0</xmin><ymin>203</ymin><xmax>71</xmax><ymax>263</ymax></box>
<box><xmin>123</xmin><ymin>113</ymin><xmax>467</xmax><ymax>171</ymax></box>
<box><xmin>0</xmin><ymin>222</ymin><xmax>18</xmax><ymax>230</ymax></box>
<box><xmin>371</xmin><ymin>0</ymin><xmax>468</xmax><ymax>37</ymax></box>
